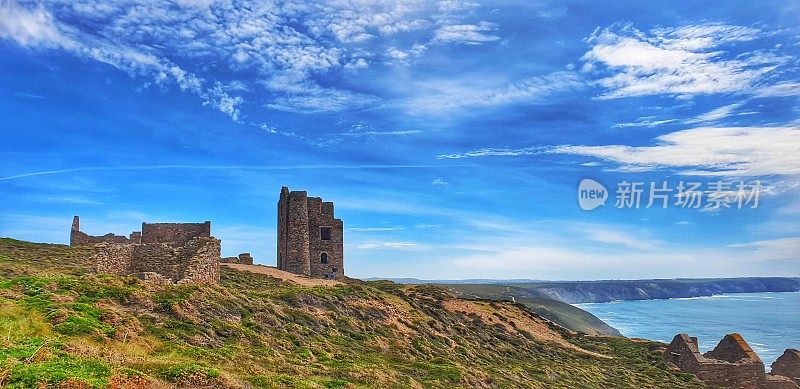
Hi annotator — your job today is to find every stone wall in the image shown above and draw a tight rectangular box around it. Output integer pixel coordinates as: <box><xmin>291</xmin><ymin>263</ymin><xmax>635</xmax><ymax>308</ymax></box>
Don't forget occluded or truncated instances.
<box><xmin>75</xmin><ymin>217</ymin><xmax>220</xmax><ymax>285</ymax></box>
<box><xmin>277</xmin><ymin>187</ymin><xmax>344</xmax><ymax>279</ymax></box>
<box><xmin>93</xmin><ymin>243</ymin><xmax>135</xmax><ymax>275</ymax></box>
<box><xmin>93</xmin><ymin>238</ymin><xmax>221</xmax><ymax>285</ymax></box>
<box><xmin>664</xmin><ymin>333</ymin><xmax>800</xmax><ymax>389</ymax></box>
<box><xmin>706</xmin><ymin>333</ymin><xmax>762</xmax><ymax>363</ymax></box>
<box><xmin>772</xmin><ymin>350</ymin><xmax>800</xmax><ymax>386</ymax></box>
<box><xmin>221</xmin><ymin>253</ymin><xmax>253</xmax><ymax>265</ymax></box>
<box><xmin>71</xmin><ymin>216</ymin><xmax>137</xmax><ymax>246</ymax></box>
<box><xmin>175</xmin><ymin>237</ymin><xmax>220</xmax><ymax>284</ymax></box>
<box><xmin>141</xmin><ymin>221</ymin><xmax>211</xmax><ymax>245</ymax></box>
<box><xmin>131</xmin><ymin>243</ymin><xmax>178</xmax><ymax>278</ymax></box>
<box><xmin>307</xmin><ymin>197</ymin><xmax>344</xmax><ymax>280</ymax></box>
<box><xmin>278</xmin><ymin>188</ymin><xmax>311</xmax><ymax>276</ymax></box>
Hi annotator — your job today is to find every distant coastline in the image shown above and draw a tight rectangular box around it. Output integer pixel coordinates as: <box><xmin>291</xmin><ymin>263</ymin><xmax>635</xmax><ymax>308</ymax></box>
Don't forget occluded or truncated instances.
<box><xmin>368</xmin><ymin>277</ymin><xmax>800</xmax><ymax>304</ymax></box>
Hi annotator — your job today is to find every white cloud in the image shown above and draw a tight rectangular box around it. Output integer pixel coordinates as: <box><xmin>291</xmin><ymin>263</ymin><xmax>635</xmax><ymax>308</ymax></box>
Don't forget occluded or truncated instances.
<box><xmin>431</xmin><ymin>179</ymin><xmax>450</xmax><ymax>187</ymax></box>
<box><xmin>408</xmin><ymin>71</ymin><xmax>585</xmax><ymax>114</ymax></box>
<box><xmin>0</xmin><ymin>1</ymin><xmax>245</xmax><ymax>120</ymax></box>
<box><xmin>0</xmin><ymin>0</ymin><xmax>485</xmax><ymax>117</ymax></box>
<box><xmin>687</xmin><ymin>102</ymin><xmax>746</xmax><ymax>123</ymax></box>
<box><xmin>614</xmin><ymin>117</ymin><xmax>679</xmax><ymax>128</ymax></box>
<box><xmin>549</xmin><ymin>125</ymin><xmax>800</xmax><ymax>176</ymax></box>
<box><xmin>441</xmin><ymin>124</ymin><xmax>800</xmax><ymax>176</ymax></box>
<box><xmin>433</xmin><ymin>22</ymin><xmax>500</xmax><ymax>44</ymax></box>
<box><xmin>438</xmin><ymin>146</ymin><xmax>541</xmax><ymax>159</ymax></box>
<box><xmin>582</xmin><ymin>23</ymin><xmax>787</xmax><ymax>98</ymax></box>
<box><xmin>755</xmin><ymin>81</ymin><xmax>800</xmax><ymax>97</ymax></box>
<box><xmin>584</xmin><ymin>228</ymin><xmax>662</xmax><ymax>250</ymax></box>
<box><xmin>266</xmin><ymin>87</ymin><xmax>379</xmax><ymax>114</ymax></box>
<box><xmin>726</xmin><ymin>237</ymin><xmax>800</xmax><ymax>261</ymax></box>
<box><xmin>614</xmin><ymin>102</ymin><xmax>754</xmax><ymax>129</ymax></box>
<box><xmin>349</xmin><ymin>227</ymin><xmax>404</xmax><ymax>232</ymax></box>
<box><xmin>0</xmin><ymin>2</ymin><xmax>72</xmax><ymax>48</ymax></box>
<box><xmin>447</xmin><ymin>241</ymin><xmax>798</xmax><ymax>279</ymax></box>
<box><xmin>356</xmin><ymin>241</ymin><xmax>421</xmax><ymax>250</ymax></box>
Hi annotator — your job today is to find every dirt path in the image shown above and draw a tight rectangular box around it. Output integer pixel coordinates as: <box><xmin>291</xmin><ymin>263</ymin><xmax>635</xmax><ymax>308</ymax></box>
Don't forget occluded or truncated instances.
<box><xmin>222</xmin><ymin>263</ymin><xmax>341</xmax><ymax>287</ymax></box>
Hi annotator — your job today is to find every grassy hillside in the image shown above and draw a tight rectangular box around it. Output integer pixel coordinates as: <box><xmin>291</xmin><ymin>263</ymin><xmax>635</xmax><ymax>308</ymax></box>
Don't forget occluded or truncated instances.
<box><xmin>442</xmin><ymin>284</ymin><xmax>620</xmax><ymax>336</ymax></box>
<box><xmin>0</xmin><ymin>238</ymin><xmax>705</xmax><ymax>388</ymax></box>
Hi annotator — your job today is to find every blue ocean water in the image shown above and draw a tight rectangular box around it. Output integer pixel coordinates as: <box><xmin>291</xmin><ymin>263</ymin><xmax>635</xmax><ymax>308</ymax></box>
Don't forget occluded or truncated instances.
<box><xmin>576</xmin><ymin>292</ymin><xmax>800</xmax><ymax>366</ymax></box>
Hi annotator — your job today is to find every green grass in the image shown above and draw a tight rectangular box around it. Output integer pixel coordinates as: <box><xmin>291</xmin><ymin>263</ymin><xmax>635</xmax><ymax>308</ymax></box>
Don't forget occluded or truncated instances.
<box><xmin>0</xmin><ymin>238</ymin><xmax>708</xmax><ymax>388</ymax></box>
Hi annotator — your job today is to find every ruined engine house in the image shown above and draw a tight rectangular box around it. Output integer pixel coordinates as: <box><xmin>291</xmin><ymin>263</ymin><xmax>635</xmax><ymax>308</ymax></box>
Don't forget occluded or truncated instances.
<box><xmin>277</xmin><ymin>186</ymin><xmax>344</xmax><ymax>280</ymax></box>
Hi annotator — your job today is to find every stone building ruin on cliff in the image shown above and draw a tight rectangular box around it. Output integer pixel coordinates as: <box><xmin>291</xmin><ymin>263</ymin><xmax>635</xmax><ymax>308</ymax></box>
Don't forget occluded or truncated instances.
<box><xmin>71</xmin><ymin>216</ymin><xmax>220</xmax><ymax>285</ymax></box>
<box><xmin>664</xmin><ymin>333</ymin><xmax>800</xmax><ymax>388</ymax></box>
<box><xmin>277</xmin><ymin>186</ymin><xmax>344</xmax><ymax>280</ymax></box>
<box><xmin>70</xmin><ymin>187</ymin><xmax>345</xmax><ymax>284</ymax></box>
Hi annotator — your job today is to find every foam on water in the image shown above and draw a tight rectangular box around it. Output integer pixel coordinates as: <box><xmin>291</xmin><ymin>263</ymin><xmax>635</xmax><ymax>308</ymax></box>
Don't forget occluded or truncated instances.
<box><xmin>577</xmin><ymin>291</ymin><xmax>800</xmax><ymax>366</ymax></box>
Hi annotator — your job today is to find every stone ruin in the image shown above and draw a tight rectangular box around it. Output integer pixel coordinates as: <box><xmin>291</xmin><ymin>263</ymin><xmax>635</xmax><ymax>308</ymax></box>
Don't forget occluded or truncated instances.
<box><xmin>773</xmin><ymin>350</ymin><xmax>800</xmax><ymax>387</ymax></box>
<box><xmin>221</xmin><ymin>252</ymin><xmax>254</xmax><ymax>265</ymax></box>
<box><xmin>664</xmin><ymin>333</ymin><xmax>800</xmax><ymax>388</ymax></box>
<box><xmin>277</xmin><ymin>186</ymin><xmax>344</xmax><ymax>280</ymax></box>
<box><xmin>69</xmin><ymin>187</ymin><xmax>346</xmax><ymax>284</ymax></box>
<box><xmin>71</xmin><ymin>216</ymin><xmax>220</xmax><ymax>285</ymax></box>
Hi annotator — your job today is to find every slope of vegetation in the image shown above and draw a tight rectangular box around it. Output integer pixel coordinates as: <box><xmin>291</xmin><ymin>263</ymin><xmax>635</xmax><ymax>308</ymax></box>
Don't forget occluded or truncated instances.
<box><xmin>443</xmin><ymin>284</ymin><xmax>620</xmax><ymax>336</ymax></box>
<box><xmin>0</xmin><ymin>238</ymin><xmax>704</xmax><ymax>388</ymax></box>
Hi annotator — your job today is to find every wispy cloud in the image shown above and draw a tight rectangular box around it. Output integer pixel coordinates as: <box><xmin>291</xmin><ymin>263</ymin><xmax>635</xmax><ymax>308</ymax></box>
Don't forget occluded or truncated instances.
<box><xmin>583</xmin><ymin>228</ymin><xmax>662</xmax><ymax>251</ymax></box>
<box><xmin>431</xmin><ymin>179</ymin><xmax>450</xmax><ymax>187</ymax></box>
<box><xmin>686</xmin><ymin>103</ymin><xmax>749</xmax><ymax>123</ymax></box>
<box><xmin>755</xmin><ymin>81</ymin><xmax>800</xmax><ymax>98</ymax></box>
<box><xmin>614</xmin><ymin>117</ymin><xmax>679</xmax><ymax>128</ymax></box>
<box><xmin>582</xmin><ymin>23</ymin><xmax>787</xmax><ymax>99</ymax></box>
<box><xmin>549</xmin><ymin>125</ymin><xmax>800</xmax><ymax>176</ymax></box>
<box><xmin>406</xmin><ymin>71</ymin><xmax>585</xmax><ymax>114</ymax></box>
<box><xmin>441</xmin><ymin>124</ymin><xmax>800</xmax><ymax>176</ymax></box>
<box><xmin>438</xmin><ymin>146</ymin><xmax>542</xmax><ymax>159</ymax></box>
<box><xmin>356</xmin><ymin>241</ymin><xmax>421</xmax><ymax>250</ymax></box>
<box><xmin>0</xmin><ymin>164</ymin><xmax>473</xmax><ymax>182</ymax></box>
<box><xmin>0</xmin><ymin>0</ymin><xmax>485</xmax><ymax>118</ymax></box>
<box><xmin>0</xmin><ymin>1</ymin><xmax>243</xmax><ymax>120</ymax></box>
<box><xmin>726</xmin><ymin>237</ymin><xmax>800</xmax><ymax>261</ymax></box>
<box><xmin>433</xmin><ymin>22</ymin><xmax>500</xmax><ymax>44</ymax></box>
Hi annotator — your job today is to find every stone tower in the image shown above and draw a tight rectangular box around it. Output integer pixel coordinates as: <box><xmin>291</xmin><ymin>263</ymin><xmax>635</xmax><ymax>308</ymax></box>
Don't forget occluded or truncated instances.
<box><xmin>277</xmin><ymin>186</ymin><xmax>344</xmax><ymax>280</ymax></box>
<box><xmin>70</xmin><ymin>216</ymin><xmax>80</xmax><ymax>246</ymax></box>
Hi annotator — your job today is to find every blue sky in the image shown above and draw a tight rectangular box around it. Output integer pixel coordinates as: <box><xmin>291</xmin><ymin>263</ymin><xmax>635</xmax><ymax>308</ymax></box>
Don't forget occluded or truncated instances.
<box><xmin>1</xmin><ymin>0</ymin><xmax>798</xmax><ymax>280</ymax></box>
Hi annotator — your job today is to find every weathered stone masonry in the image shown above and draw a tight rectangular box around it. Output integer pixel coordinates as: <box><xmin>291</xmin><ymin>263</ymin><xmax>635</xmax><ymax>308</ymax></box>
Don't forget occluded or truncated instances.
<box><xmin>221</xmin><ymin>252</ymin><xmax>254</xmax><ymax>265</ymax></box>
<box><xmin>70</xmin><ymin>216</ymin><xmax>137</xmax><ymax>245</ymax></box>
<box><xmin>664</xmin><ymin>333</ymin><xmax>800</xmax><ymax>388</ymax></box>
<box><xmin>71</xmin><ymin>186</ymin><xmax>345</xmax><ymax>283</ymax></box>
<box><xmin>72</xmin><ymin>216</ymin><xmax>220</xmax><ymax>285</ymax></box>
<box><xmin>277</xmin><ymin>186</ymin><xmax>344</xmax><ymax>280</ymax></box>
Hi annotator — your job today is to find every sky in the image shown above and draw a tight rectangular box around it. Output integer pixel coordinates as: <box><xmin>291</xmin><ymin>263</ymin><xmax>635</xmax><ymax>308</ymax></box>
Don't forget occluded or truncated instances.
<box><xmin>0</xmin><ymin>0</ymin><xmax>798</xmax><ymax>280</ymax></box>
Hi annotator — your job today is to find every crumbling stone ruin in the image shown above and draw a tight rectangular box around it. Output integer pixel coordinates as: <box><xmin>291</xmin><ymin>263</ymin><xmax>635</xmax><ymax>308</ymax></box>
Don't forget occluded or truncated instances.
<box><xmin>221</xmin><ymin>252</ymin><xmax>254</xmax><ymax>265</ymax></box>
<box><xmin>277</xmin><ymin>186</ymin><xmax>344</xmax><ymax>280</ymax></box>
<box><xmin>70</xmin><ymin>216</ymin><xmax>140</xmax><ymax>245</ymax></box>
<box><xmin>773</xmin><ymin>350</ymin><xmax>800</xmax><ymax>387</ymax></box>
<box><xmin>69</xmin><ymin>187</ymin><xmax>345</xmax><ymax>283</ymax></box>
<box><xmin>664</xmin><ymin>333</ymin><xmax>800</xmax><ymax>388</ymax></box>
<box><xmin>71</xmin><ymin>216</ymin><xmax>220</xmax><ymax>285</ymax></box>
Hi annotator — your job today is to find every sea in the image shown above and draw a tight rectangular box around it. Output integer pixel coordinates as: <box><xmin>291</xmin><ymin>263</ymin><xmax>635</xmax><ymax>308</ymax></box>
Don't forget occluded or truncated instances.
<box><xmin>575</xmin><ymin>291</ymin><xmax>800</xmax><ymax>366</ymax></box>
